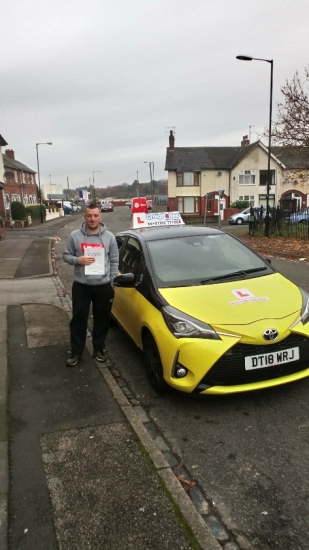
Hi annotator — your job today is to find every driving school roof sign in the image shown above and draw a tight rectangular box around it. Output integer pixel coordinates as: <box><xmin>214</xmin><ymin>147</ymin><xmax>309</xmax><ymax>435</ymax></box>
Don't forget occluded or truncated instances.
<box><xmin>132</xmin><ymin>211</ymin><xmax>184</xmax><ymax>229</ymax></box>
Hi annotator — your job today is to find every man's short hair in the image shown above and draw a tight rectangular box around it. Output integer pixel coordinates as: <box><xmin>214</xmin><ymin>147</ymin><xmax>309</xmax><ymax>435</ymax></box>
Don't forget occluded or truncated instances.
<box><xmin>85</xmin><ymin>202</ymin><xmax>100</xmax><ymax>210</ymax></box>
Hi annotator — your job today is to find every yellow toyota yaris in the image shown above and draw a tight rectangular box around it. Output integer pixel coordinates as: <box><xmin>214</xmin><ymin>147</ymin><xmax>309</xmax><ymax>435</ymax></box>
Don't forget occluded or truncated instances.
<box><xmin>112</xmin><ymin>225</ymin><xmax>309</xmax><ymax>395</ymax></box>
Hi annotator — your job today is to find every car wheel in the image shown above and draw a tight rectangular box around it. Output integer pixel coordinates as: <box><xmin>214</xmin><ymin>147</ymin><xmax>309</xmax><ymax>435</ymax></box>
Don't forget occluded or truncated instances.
<box><xmin>143</xmin><ymin>332</ymin><xmax>168</xmax><ymax>394</ymax></box>
<box><xmin>236</xmin><ymin>218</ymin><xmax>244</xmax><ymax>225</ymax></box>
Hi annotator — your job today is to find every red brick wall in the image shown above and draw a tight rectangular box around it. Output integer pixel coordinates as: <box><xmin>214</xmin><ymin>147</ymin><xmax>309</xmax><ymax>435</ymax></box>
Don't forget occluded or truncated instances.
<box><xmin>223</xmin><ymin>208</ymin><xmax>241</xmax><ymax>221</ymax></box>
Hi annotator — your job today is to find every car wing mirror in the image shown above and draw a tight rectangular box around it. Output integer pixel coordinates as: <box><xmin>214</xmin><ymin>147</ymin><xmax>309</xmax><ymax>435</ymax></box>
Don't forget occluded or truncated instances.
<box><xmin>113</xmin><ymin>273</ymin><xmax>135</xmax><ymax>287</ymax></box>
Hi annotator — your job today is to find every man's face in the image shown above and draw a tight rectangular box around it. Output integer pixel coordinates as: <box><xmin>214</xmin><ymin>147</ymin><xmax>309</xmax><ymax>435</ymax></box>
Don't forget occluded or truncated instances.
<box><xmin>84</xmin><ymin>207</ymin><xmax>101</xmax><ymax>231</ymax></box>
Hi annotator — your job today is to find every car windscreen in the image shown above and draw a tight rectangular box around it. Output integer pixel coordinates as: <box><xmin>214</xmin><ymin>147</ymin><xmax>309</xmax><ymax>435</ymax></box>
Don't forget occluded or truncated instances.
<box><xmin>146</xmin><ymin>233</ymin><xmax>270</xmax><ymax>287</ymax></box>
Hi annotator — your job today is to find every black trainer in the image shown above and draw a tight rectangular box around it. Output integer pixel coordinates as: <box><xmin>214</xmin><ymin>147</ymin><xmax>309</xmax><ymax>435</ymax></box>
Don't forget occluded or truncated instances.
<box><xmin>93</xmin><ymin>349</ymin><xmax>106</xmax><ymax>362</ymax></box>
<box><xmin>66</xmin><ymin>354</ymin><xmax>82</xmax><ymax>367</ymax></box>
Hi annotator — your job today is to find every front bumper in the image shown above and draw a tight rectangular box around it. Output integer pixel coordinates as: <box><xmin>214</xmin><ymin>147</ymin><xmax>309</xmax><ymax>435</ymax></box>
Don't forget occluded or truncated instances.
<box><xmin>161</xmin><ymin>332</ymin><xmax>309</xmax><ymax>395</ymax></box>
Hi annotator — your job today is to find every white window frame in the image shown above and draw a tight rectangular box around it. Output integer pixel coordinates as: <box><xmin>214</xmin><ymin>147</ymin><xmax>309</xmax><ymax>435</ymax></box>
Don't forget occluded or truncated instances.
<box><xmin>4</xmin><ymin>194</ymin><xmax>10</xmax><ymax>210</ymax></box>
<box><xmin>238</xmin><ymin>195</ymin><xmax>255</xmax><ymax>206</ymax></box>
<box><xmin>239</xmin><ymin>170</ymin><xmax>256</xmax><ymax>185</ymax></box>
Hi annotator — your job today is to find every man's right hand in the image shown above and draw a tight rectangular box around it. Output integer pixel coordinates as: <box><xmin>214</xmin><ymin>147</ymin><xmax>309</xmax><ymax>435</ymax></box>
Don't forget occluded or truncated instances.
<box><xmin>78</xmin><ymin>256</ymin><xmax>95</xmax><ymax>265</ymax></box>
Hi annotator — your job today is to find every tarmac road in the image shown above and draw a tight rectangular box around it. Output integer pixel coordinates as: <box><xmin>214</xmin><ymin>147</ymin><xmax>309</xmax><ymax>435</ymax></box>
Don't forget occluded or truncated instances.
<box><xmin>51</xmin><ymin>207</ymin><xmax>309</xmax><ymax>550</ymax></box>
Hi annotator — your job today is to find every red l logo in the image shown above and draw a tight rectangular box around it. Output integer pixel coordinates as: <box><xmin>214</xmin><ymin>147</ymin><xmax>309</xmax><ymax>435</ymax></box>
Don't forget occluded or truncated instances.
<box><xmin>236</xmin><ymin>291</ymin><xmax>250</xmax><ymax>298</ymax></box>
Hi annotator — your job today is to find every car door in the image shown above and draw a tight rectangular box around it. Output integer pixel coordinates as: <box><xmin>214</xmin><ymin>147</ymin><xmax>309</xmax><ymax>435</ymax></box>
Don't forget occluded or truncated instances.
<box><xmin>113</xmin><ymin>237</ymin><xmax>146</xmax><ymax>346</ymax></box>
<box><xmin>242</xmin><ymin>208</ymin><xmax>250</xmax><ymax>222</ymax></box>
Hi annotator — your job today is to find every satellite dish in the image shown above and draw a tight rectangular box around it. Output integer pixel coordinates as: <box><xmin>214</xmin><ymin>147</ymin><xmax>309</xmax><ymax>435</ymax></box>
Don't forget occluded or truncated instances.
<box><xmin>217</xmin><ymin>171</ymin><xmax>222</xmax><ymax>176</ymax></box>
<box><xmin>4</xmin><ymin>171</ymin><xmax>14</xmax><ymax>180</ymax></box>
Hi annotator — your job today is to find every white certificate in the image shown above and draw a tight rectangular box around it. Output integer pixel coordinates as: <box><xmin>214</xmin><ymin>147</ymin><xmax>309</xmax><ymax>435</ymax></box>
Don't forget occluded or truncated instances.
<box><xmin>84</xmin><ymin>245</ymin><xmax>105</xmax><ymax>275</ymax></box>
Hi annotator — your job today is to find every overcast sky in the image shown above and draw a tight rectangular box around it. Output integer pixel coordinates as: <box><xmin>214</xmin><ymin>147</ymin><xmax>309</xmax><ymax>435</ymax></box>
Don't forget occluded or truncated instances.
<box><xmin>1</xmin><ymin>0</ymin><xmax>309</xmax><ymax>191</ymax></box>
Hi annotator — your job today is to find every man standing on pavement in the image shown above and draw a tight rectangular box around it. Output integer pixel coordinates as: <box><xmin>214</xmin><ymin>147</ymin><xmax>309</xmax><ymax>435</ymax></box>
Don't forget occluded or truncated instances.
<box><xmin>63</xmin><ymin>203</ymin><xmax>119</xmax><ymax>366</ymax></box>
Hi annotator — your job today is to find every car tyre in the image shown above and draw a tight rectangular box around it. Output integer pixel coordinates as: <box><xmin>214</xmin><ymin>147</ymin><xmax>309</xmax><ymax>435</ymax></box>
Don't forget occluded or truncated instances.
<box><xmin>143</xmin><ymin>332</ymin><xmax>168</xmax><ymax>394</ymax></box>
<box><xmin>236</xmin><ymin>218</ymin><xmax>244</xmax><ymax>225</ymax></box>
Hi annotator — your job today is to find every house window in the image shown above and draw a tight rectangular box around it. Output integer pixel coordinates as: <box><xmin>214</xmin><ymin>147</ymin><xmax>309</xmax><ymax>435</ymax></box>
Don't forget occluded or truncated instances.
<box><xmin>4</xmin><ymin>194</ymin><xmax>10</xmax><ymax>210</ymax></box>
<box><xmin>177</xmin><ymin>196</ymin><xmax>199</xmax><ymax>214</ymax></box>
<box><xmin>259</xmin><ymin>170</ymin><xmax>275</xmax><ymax>185</ymax></box>
<box><xmin>238</xmin><ymin>195</ymin><xmax>255</xmax><ymax>206</ymax></box>
<box><xmin>259</xmin><ymin>194</ymin><xmax>275</xmax><ymax>208</ymax></box>
<box><xmin>15</xmin><ymin>171</ymin><xmax>19</xmax><ymax>183</ymax></box>
<box><xmin>24</xmin><ymin>194</ymin><xmax>28</xmax><ymax>204</ymax></box>
<box><xmin>177</xmin><ymin>172</ymin><xmax>200</xmax><ymax>186</ymax></box>
<box><xmin>22</xmin><ymin>172</ymin><xmax>26</xmax><ymax>184</ymax></box>
<box><xmin>239</xmin><ymin>170</ymin><xmax>256</xmax><ymax>185</ymax></box>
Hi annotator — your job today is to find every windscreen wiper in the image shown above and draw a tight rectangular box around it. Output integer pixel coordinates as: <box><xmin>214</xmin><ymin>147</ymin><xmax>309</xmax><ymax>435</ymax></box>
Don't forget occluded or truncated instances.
<box><xmin>201</xmin><ymin>266</ymin><xmax>267</xmax><ymax>284</ymax></box>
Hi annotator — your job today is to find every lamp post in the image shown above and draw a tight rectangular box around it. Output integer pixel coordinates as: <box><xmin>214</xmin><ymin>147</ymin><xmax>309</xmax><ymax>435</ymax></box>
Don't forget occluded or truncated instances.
<box><xmin>92</xmin><ymin>171</ymin><xmax>101</xmax><ymax>202</ymax></box>
<box><xmin>36</xmin><ymin>142</ymin><xmax>53</xmax><ymax>223</ymax></box>
<box><xmin>136</xmin><ymin>170</ymin><xmax>139</xmax><ymax>197</ymax></box>
<box><xmin>236</xmin><ymin>55</ymin><xmax>273</xmax><ymax>237</ymax></box>
<box><xmin>144</xmin><ymin>161</ymin><xmax>154</xmax><ymax>200</ymax></box>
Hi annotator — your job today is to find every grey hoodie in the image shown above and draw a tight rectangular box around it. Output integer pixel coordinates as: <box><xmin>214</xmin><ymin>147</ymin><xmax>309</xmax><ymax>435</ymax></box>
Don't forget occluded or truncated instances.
<box><xmin>63</xmin><ymin>222</ymin><xmax>119</xmax><ymax>286</ymax></box>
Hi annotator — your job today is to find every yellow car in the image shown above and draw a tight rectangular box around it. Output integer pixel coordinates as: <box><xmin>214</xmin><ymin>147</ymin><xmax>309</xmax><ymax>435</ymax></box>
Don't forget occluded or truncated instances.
<box><xmin>112</xmin><ymin>225</ymin><xmax>309</xmax><ymax>395</ymax></box>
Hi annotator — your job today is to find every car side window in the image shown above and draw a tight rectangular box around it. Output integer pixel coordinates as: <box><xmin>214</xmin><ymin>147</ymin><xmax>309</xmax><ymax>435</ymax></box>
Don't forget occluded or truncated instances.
<box><xmin>121</xmin><ymin>237</ymin><xmax>145</xmax><ymax>283</ymax></box>
<box><xmin>116</xmin><ymin>235</ymin><xmax>125</xmax><ymax>251</ymax></box>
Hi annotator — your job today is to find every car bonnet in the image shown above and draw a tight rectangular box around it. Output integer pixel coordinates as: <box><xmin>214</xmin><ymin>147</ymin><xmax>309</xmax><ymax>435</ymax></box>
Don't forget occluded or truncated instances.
<box><xmin>158</xmin><ymin>273</ymin><xmax>302</xmax><ymax>326</ymax></box>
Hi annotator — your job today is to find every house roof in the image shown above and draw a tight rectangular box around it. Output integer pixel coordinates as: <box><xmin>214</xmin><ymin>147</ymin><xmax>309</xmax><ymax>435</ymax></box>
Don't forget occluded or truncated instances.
<box><xmin>3</xmin><ymin>154</ymin><xmax>36</xmax><ymax>174</ymax></box>
<box><xmin>271</xmin><ymin>147</ymin><xmax>309</xmax><ymax>169</ymax></box>
<box><xmin>165</xmin><ymin>141</ymin><xmax>309</xmax><ymax>171</ymax></box>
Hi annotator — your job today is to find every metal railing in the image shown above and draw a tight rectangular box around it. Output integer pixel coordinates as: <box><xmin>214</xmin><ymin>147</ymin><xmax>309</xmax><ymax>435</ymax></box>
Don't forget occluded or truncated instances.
<box><xmin>249</xmin><ymin>206</ymin><xmax>309</xmax><ymax>240</ymax></box>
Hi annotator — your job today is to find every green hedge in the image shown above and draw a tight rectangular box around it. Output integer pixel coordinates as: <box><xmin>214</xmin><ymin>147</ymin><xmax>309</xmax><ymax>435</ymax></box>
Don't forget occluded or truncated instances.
<box><xmin>26</xmin><ymin>204</ymin><xmax>46</xmax><ymax>220</ymax></box>
<box><xmin>11</xmin><ymin>201</ymin><xmax>27</xmax><ymax>220</ymax></box>
<box><xmin>230</xmin><ymin>200</ymin><xmax>250</xmax><ymax>209</ymax></box>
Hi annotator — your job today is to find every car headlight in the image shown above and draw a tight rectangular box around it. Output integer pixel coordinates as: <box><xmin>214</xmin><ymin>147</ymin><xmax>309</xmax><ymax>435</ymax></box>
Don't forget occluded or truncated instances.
<box><xmin>162</xmin><ymin>306</ymin><xmax>221</xmax><ymax>340</ymax></box>
<box><xmin>300</xmin><ymin>288</ymin><xmax>309</xmax><ymax>325</ymax></box>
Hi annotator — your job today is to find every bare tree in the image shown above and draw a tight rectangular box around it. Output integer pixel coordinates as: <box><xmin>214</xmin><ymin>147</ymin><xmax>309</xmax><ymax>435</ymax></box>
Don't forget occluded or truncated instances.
<box><xmin>270</xmin><ymin>67</ymin><xmax>309</xmax><ymax>162</ymax></box>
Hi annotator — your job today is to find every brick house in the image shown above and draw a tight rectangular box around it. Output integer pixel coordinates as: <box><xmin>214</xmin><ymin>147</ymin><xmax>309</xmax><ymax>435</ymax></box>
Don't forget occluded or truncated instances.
<box><xmin>165</xmin><ymin>132</ymin><xmax>309</xmax><ymax>220</ymax></box>
<box><xmin>0</xmin><ymin>134</ymin><xmax>8</xmax><ymax>229</ymax></box>
<box><xmin>1</xmin><ymin>149</ymin><xmax>38</xmax><ymax>221</ymax></box>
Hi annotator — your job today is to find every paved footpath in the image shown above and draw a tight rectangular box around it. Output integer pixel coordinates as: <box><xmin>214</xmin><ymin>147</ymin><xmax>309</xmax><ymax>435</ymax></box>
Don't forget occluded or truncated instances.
<box><xmin>0</xmin><ymin>220</ymin><xmax>221</xmax><ymax>550</ymax></box>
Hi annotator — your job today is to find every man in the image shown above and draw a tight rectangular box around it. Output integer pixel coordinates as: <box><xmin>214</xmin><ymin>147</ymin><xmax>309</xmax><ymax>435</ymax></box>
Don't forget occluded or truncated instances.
<box><xmin>63</xmin><ymin>203</ymin><xmax>119</xmax><ymax>366</ymax></box>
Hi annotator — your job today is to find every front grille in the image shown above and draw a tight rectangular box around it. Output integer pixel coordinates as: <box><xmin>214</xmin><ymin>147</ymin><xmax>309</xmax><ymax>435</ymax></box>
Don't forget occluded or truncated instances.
<box><xmin>195</xmin><ymin>334</ymin><xmax>309</xmax><ymax>391</ymax></box>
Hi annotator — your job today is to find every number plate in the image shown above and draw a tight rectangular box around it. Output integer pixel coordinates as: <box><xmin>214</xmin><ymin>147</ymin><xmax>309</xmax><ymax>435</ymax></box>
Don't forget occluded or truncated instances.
<box><xmin>245</xmin><ymin>347</ymin><xmax>299</xmax><ymax>371</ymax></box>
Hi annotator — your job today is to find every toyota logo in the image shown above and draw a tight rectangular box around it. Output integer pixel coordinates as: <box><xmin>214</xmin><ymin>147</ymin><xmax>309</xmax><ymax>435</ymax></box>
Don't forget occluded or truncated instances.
<box><xmin>263</xmin><ymin>328</ymin><xmax>279</xmax><ymax>341</ymax></box>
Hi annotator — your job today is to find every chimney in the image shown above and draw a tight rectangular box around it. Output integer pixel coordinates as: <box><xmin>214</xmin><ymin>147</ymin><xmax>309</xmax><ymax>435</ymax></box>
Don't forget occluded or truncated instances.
<box><xmin>169</xmin><ymin>130</ymin><xmax>175</xmax><ymax>150</ymax></box>
<box><xmin>241</xmin><ymin>135</ymin><xmax>250</xmax><ymax>147</ymax></box>
<box><xmin>5</xmin><ymin>149</ymin><xmax>15</xmax><ymax>159</ymax></box>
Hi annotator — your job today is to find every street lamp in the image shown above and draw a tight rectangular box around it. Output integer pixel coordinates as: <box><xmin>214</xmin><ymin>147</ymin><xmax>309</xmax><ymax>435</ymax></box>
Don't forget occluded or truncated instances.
<box><xmin>36</xmin><ymin>142</ymin><xmax>53</xmax><ymax>223</ymax></box>
<box><xmin>92</xmin><ymin>171</ymin><xmax>101</xmax><ymax>202</ymax></box>
<box><xmin>236</xmin><ymin>55</ymin><xmax>273</xmax><ymax>237</ymax></box>
<box><xmin>144</xmin><ymin>161</ymin><xmax>154</xmax><ymax>200</ymax></box>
